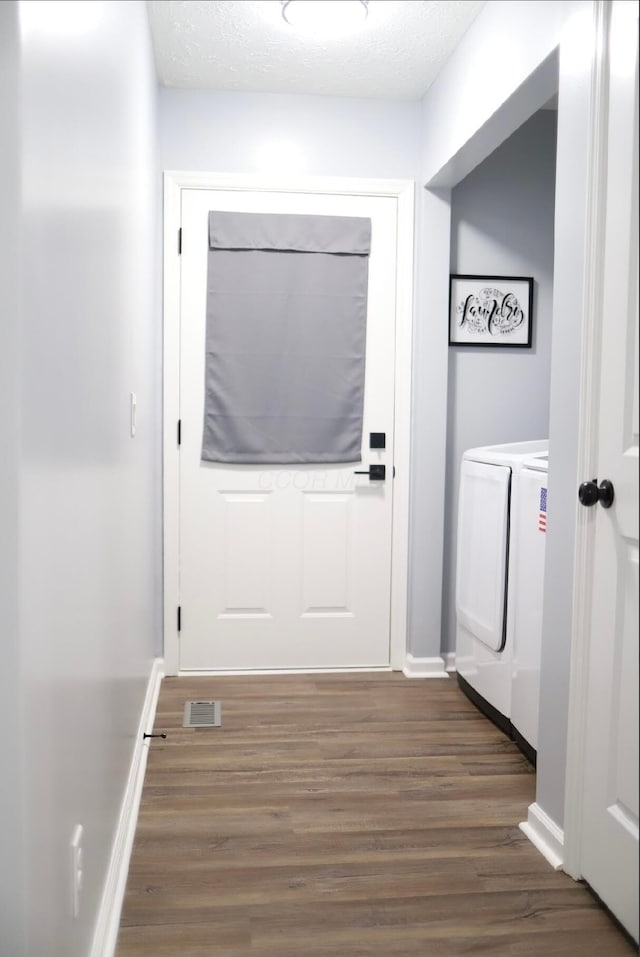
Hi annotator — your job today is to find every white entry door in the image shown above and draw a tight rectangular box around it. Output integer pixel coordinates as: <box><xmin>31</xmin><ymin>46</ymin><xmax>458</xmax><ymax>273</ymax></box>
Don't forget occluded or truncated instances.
<box><xmin>579</xmin><ymin>1</ymin><xmax>639</xmax><ymax>940</ymax></box>
<box><xmin>175</xmin><ymin>184</ymin><xmax>404</xmax><ymax>671</ymax></box>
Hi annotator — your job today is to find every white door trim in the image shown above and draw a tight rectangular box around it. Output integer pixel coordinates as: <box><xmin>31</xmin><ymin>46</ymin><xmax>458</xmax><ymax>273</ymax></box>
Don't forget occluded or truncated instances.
<box><xmin>562</xmin><ymin>0</ymin><xmax>610</xmax><ymax>880</ymax></box>
<box><xmin>162</xmin><ymin>171</ymin><xmax>414</xmax><ymax>676</ymax></box>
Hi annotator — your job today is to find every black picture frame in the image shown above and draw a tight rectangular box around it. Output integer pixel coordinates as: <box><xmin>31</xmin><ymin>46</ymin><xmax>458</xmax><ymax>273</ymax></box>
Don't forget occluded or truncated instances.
<box><xmin>449</xmin><ymin>274</ymin><xmax>534</xmax><ymax>347</ymax></box>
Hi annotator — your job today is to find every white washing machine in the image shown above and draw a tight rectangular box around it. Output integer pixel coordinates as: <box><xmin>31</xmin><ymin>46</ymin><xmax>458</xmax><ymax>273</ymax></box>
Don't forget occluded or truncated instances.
<box><xmin>510</xmin><ymin>450</ymin><xmax>549</xmax><ymax>760</ymax></box>
<box><xmin>455</xmin><ymin>440</ymin><xmax>548</xmax><ymax>749</ymax></box>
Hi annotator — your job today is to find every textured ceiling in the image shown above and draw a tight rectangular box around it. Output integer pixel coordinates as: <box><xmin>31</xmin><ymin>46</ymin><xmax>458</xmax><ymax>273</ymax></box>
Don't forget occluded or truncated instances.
<box><xmin>146</xmin><ymin>1</ymin><xmax>487</xmax><ymax>100</ymax></box>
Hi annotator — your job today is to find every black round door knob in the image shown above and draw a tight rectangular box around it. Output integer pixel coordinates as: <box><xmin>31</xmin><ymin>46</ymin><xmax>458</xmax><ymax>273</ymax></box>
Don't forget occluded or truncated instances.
<box><xmin>578</xmin><ymin>479</ymin><xmax>615</xmax><ymax>508</ymax></box>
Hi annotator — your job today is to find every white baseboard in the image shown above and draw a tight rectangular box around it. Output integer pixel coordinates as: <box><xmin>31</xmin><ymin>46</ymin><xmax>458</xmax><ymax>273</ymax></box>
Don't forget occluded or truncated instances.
<box><xmin>177</xmin><ymin>666</ymin><xmax>391</xmax><ymax>677</ymax></box>
<box><xmin>443</xmin><ymin>652</ymin><xmax>456</xmax><ymax>673</ymax></box>
<box><xmin>402</xmin><ymin>654</ymin><xmax>449</xmax><ymax>678</ymax></box>
<box><xmin>519</xmin><ymin>802</ymin><xmax>564</xmax><ymax>871</ymax></box>
<box><xmin>90</xmin><ymin>657</ymin><xmax>164</xmax><ymax>957</ymax></box>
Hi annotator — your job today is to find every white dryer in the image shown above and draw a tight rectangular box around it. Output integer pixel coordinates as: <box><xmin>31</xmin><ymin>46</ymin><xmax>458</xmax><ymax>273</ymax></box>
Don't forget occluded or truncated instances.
<box><xmin>510</xmin><ymin>450</ymin><xmax>549</xmax><ymax>760</ymax></box>
<box><xmin>455</xmin><ymin>440</ymin><xmax>548</xmax><ymax>749</ymax></box>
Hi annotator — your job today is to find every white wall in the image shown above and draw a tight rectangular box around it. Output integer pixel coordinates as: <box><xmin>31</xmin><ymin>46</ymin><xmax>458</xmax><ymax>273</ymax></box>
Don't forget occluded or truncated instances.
<box><xmin>419</xmin><ymin>0</ymin><xmax>576</xmax><ymax>186</ymax></box>
<box><xmin>442</xmin><ymin>108</ymin><xmax>557</xmax><ymax>654</ymax></box>
<box><xmin>0</xmin><ymin>5</ymin><xmax>25</xmax><ymax>954</ymax></box>
<box><xmin>0</xmin><ymin>2</ymin><xmax>160</xmax><ymax>954</ymax></box>
<box><xmin>415</xmin><ymin>0</ymin><xmax>596</xmax><ymax>832</ymax></box>
<box><xmin>159</xmin><ymin>89</ymin><xmax>421</xmax><ymax>180</ymax></box>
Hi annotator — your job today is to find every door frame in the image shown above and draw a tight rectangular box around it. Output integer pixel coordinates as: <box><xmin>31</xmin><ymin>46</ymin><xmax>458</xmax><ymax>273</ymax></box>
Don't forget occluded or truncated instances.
<box><xmin>162</xmin><ymin>171</ymin><xmax>415</xmax><ymax>676</ymax></box>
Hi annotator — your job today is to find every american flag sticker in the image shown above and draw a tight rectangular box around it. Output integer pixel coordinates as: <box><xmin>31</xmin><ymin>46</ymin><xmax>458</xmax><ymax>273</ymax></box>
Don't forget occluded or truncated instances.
<box><xmin>538</xmin><ymin>487</ymin><xmax>548</xmax><ymax>533</ymax></box>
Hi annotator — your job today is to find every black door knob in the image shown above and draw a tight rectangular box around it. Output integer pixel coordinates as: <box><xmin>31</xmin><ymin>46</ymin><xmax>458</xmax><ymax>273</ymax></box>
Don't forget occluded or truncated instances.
<box><xmin>578</xmin><ymin>479</ymin><xmax>615</xmax><ymax>509</ymax></box>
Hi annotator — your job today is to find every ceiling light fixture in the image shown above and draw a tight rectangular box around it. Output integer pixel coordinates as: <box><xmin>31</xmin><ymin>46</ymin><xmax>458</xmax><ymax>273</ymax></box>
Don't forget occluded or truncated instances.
<box><xmin>281</xmin><ymin>0</ymin><xmax>369</xmax><ymax>36</ymax></box>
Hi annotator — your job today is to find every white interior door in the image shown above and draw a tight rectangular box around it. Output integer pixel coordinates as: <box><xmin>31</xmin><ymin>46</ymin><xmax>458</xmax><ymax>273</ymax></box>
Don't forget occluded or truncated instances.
<box><xmin>177</xmin><ymin>186</ymin><xmax>399</xmax><ymax>671</ymax></box>
<box><xmin>579</xmin><ymin>1</ymin><xmax>639</xmax><ymax>939</ymax></box>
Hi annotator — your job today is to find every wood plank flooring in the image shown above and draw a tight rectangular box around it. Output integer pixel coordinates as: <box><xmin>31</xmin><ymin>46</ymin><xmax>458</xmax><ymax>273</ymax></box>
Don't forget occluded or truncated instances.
<box><xmin>117</xmin><ymin>674</ymin><xmax>636</xmax><ymax>956</ymax></box>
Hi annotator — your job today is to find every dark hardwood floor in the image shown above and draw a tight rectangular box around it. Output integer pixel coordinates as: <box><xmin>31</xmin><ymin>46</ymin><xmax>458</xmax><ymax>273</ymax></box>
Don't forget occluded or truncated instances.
<box><xmin>117</xmin><ymin>673</ymin><xmax>636</xmax><ymax>956</ymax></box>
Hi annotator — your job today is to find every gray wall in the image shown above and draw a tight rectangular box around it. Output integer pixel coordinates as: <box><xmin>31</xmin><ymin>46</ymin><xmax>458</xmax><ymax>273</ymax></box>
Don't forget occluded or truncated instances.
<box><xmin>443</xmin><ymin>109</ymin><xmax>558</xmax><ymax>653</ymax></box>
<box><xmin>0</xmin><ymin>2</ymin><xmax>160</xmax><ymax>953</ymax></box>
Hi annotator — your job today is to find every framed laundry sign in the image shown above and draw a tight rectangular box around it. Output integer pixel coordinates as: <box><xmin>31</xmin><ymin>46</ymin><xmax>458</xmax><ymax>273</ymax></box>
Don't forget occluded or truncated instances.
<box><xmin>449</xmin><ymin>274</ymin><xmax>534</xmax><ymax>347</ymax></box>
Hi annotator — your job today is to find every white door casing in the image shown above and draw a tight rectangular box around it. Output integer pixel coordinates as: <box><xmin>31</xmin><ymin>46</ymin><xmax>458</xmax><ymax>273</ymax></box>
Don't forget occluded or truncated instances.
<box><xmin>181</xmin><ymin>188</ymin><xmax>393</xmax><ymax>671</ymax></box>
<box><xmin>163</xmin><ymin>173</ymin><xmax>414</xmax><ymax>675</ymax></box>
<box><xmin>565</xmin><ymin>0</ymin><xmax>639</xmax><ymax>940</ymax></box>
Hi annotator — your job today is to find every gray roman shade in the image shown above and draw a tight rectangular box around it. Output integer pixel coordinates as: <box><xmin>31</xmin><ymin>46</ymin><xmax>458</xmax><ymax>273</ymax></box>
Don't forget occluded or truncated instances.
<box><xmin>202</xmin><ymin>211</ymin><xmax>372</xmax><ymax>464</ymax></box>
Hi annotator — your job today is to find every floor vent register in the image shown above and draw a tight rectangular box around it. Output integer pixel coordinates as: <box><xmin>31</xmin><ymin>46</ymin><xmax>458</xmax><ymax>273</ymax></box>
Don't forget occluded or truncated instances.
<box><xmin>182</xmin><ymin>700</ymin><xmax>222</xmax><ymax>728</ymax></box>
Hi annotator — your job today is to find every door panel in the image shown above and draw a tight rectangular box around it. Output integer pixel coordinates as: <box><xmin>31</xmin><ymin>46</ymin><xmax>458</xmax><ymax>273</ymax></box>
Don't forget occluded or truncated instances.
<box><xmin>613</xmin><ymin>548</ymin><xmax>639</xmax><ymax>824</ymax></box>
<box><xmin>178</xmin><ymin>188</ymin><xmax>398</xmax><ymax>671</ymax></box>
<box><xmin>580</xmin><ymin>2</ymin><xmax>639</xmax><ymax>939</ymax></box>
<box><xmin>302</xmin><ymin>493</ymin><xmax>352</xmax><ymax>615</ymax></box>
<box><xmin>219</xmin><ymin>492</ymin><xmax>273</xmax><ymax>616</ymax></box>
